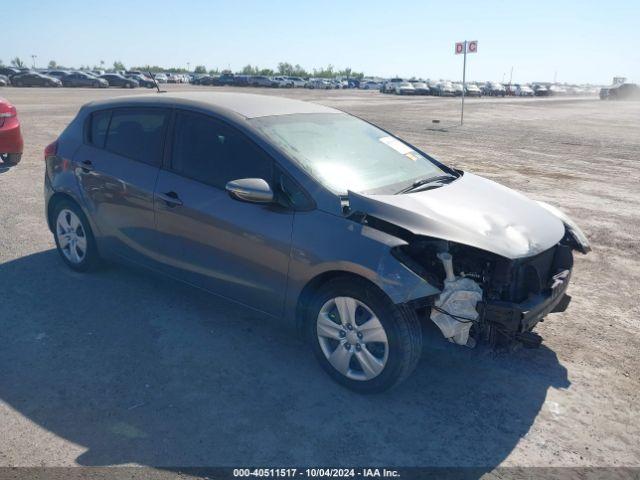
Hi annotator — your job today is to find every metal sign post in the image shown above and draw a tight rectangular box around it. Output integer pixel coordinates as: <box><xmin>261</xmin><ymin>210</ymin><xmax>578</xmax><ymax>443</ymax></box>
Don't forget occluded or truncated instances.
<box><xmin>455</xmin><ymin>40</ymin><xmax>477</xmax><ymax>125</ymax></box>
<box><xmin>461</xmin><ymin>41</ymin><xmax>467</xmax><ymax>125</ymax></box>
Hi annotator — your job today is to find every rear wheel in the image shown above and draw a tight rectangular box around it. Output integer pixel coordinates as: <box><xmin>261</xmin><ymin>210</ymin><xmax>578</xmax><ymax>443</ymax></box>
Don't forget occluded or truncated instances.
<box><xmin>1</xmin><ymin>153</ymin><xmax>21</xmax><ymax>165</ymax></box>
<box><xmin>52</xmin><ymin>200</ymin><xmax>100</xmax><ymax>272</ymax></box>
<box><xmin>306</xmin><ymin>277</ymin><xmax>423</xmax><ymax>393</ymax></box>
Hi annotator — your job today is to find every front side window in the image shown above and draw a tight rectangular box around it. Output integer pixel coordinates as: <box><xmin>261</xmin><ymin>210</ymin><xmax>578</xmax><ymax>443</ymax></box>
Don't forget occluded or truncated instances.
<box><xmin>105</xmin><ymin>108</ymin><xmax>168</xmax><ymax>165</ymax></box>
<box><xmin>171</xmin><ymin>111</ymin><xmax>272</xmax><ymax>189</ymax></box>
<box><xmin>251</xmin><ymin>113</ymin><xmax>450</xmax><ymax>195</ymax></box>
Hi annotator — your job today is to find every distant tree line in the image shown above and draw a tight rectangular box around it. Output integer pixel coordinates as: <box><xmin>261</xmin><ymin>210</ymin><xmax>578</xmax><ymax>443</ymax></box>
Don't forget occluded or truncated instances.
<box><xmin>241</xmin><ymin>62</ymin><xmax>363</xmax><ymax>79</ymax></box>
<box><xmin>2</xmin><ymin>57</ymin><xmax>364</xmax><ymax>79</ymax></box>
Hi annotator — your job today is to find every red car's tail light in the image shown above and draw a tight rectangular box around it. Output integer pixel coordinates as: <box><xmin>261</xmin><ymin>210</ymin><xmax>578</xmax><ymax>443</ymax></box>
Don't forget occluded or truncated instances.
<box><xmin>0</xmin><ymin>101</ymin><xmax>17</xmax><ymax>127</ymax></box>
<box><xmin>0</xmin><ymin>104</ymin><xmax>17</xmax><ymax>118</ymax></box>
<box><xmin>44</xmin><ymin>140</ymin><xmax>59</xmax><ymax>159</ymax></box>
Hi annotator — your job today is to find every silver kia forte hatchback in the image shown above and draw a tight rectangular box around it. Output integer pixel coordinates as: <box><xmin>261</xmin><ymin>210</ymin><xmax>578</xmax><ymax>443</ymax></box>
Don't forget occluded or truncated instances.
<box><xmin>44</xmin><ymin>92</ymin><xmax>590</xmax><ymax>392</ymax></box>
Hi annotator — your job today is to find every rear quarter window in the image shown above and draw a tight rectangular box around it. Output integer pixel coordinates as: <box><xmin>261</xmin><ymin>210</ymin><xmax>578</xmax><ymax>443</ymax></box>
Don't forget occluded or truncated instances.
<box><xmin>88</xmin><ymin>110</ymin><xmax>111</xmax><ymax>148</ymax></box>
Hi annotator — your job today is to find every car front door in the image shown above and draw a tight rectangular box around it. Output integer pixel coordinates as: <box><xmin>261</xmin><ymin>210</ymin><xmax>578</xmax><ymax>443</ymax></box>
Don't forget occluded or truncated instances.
<box><xmin>152</xmin><ymin>110</ymin><xmax>294</xmax><ymax>316</ymax></box>
<box><xmin>73</xmin><ymin>107</ymin><xmax>169</xmax><ymax>264</ymax></box>
<box><xmin>67</xmin><ymin>73</ymin><xmax>78</xmax><ymax>86</ymax></box>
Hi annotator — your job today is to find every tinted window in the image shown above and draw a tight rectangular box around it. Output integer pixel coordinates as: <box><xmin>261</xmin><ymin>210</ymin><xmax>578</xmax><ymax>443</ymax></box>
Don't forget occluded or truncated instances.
<box><xmin>89</xmin><ymin>110</ymin><xmax>111</xmax><ymax>148</ymax></box>
<box><xmin>171</xmin><ymin>111</ymin><xmax>272</xmax><ymax>189</ymax></box>
<box><xmin>105</xmin><ymin>108</ymin><xmax>168</xmax><ymax>165</ymax></box>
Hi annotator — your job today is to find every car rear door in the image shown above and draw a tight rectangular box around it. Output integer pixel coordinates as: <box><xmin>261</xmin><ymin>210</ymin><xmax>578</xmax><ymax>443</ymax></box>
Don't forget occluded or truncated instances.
<box><xmin>73</xmin><ymin>107</ymin><xmax>170</xmax><ymax>264</ymax></box>
<box><xmin>152</xmin><ymin>110</ymin><xmax>294</xmax><ymax>316</ymax></box>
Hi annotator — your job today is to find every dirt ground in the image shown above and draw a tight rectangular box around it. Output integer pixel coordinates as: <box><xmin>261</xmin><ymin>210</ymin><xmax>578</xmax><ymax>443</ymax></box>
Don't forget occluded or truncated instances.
<box><xmin>0</xmin><ymin>85</ymin><xmax>638</xmax><ymax>473</ymax></box>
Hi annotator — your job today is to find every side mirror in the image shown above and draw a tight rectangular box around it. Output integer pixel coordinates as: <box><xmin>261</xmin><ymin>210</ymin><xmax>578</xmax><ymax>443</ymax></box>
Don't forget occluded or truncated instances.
<box><xmin>225</xmin><ymin>178</ymin><xmax>274</xmax><ymax>204</ymax></box>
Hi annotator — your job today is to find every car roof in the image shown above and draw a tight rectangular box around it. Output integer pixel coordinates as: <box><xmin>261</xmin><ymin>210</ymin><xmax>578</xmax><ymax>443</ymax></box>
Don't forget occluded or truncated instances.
<box><xmin>88</xmin><ymin>92</ymin><xmax>337</xmax><ymax>119</ymax></box>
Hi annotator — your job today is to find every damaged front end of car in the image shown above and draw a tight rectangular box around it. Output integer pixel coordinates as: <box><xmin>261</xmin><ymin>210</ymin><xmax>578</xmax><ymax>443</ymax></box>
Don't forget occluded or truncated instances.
<box><xmin>392</xmin><ymin>233</ymin><xmax>577</xmax><ymax>348</ymax></box>
<box><xmin>346</xmin><ymin>173</ymin><xmax>590</xmax><ymax>349</ymax></box>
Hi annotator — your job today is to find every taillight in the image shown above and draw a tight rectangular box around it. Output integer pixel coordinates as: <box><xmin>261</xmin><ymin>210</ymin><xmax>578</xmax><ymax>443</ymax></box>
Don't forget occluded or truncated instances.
<box><xmin>0</xmin><ymin>104</ymin><xmax>16</xmax><ymax>118</ymax></box>
<box><xmin>0</xmin><ymin>106</ymin><xmax>11</xmax><ymax>127</ymax></box>
<box><xmin>44</xmin><ymin>140</ymin><xmax>58</xmax><ymax>159</ymax></box>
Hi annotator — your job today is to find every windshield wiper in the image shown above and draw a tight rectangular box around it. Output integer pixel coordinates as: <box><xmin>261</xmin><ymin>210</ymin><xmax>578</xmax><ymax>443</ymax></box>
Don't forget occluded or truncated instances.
<box><xmin>395</xmin><ymin>175</ymin><xmax>456</xmax><ymax>194</ymax></box>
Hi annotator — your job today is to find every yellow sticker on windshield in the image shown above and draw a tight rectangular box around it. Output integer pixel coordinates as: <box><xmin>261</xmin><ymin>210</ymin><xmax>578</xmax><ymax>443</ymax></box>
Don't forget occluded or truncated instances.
<box><xmin>405</xmin><ymin>152</ymin><xmax>418</xmax><ymax>161</ymax></box>
<box><xmin>379</xmin><ymin>136</ymin><xmax>413</xmax><ymax>155</ymax></box>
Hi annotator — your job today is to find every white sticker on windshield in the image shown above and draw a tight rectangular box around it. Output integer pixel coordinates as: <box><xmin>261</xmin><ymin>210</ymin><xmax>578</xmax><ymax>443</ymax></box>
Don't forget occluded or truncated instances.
<box><xmin>379</xmin><ymin>136</ymin><xmax>413</xmax><ymax>155</ymax></box>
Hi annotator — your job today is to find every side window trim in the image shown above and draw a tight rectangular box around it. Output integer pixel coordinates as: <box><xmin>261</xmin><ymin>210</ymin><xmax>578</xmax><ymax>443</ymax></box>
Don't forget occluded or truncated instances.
<box><xmin>161</xmin><ymin>108</ymin><xmax>177</xmax><ymax>171</ymax></box>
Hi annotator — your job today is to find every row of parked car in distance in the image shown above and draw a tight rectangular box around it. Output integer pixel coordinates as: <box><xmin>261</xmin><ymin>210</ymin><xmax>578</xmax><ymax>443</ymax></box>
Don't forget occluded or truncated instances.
<box><xmin>190</xmin><ymin>73</ymin><xmax>348</xmax><ymax>89</ymax></box>
<box><xmin>377</xmin><ymin>78</ymin><xmax>597</xmax><ymax>97</ymax></box>
<box><xmin>0</xmin><ymin>67</ymin><xmax>157</xmax><ymax>89</ymax></box>
<box><xmin>188</xmin><ymin>73</ymin><xmax>599</xmax><ymax>97</ymax></box>
<box><xmin>0</xmin><ymin>66</ymin><xmax>606</xmax><ymax>98</ymax></box>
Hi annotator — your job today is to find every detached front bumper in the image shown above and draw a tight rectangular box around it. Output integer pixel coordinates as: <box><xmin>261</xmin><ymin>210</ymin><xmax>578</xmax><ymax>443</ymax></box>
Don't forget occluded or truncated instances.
<box><xmin>478</xmin><ymin>269</ymin><xmax>572</xmax><ymax>336</ymax></box>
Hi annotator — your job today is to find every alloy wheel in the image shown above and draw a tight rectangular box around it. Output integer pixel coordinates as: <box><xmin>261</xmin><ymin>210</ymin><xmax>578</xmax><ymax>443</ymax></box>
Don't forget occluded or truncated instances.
<box><xmin>55</xmin><ymin>209</ymin><xmax>87</xmax><ymax>265</ymax></box>
<box><xmin>316</xmin><ymin>296</ymin><xmax>389</xmax><ymax>381</ymax></box>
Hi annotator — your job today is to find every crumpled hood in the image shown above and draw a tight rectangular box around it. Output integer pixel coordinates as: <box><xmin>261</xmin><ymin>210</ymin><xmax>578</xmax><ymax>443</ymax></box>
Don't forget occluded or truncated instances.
<box><xmin>348</xmin><ymin>172</ymin><xmax>565</xmax><ymax>259</ymax></box>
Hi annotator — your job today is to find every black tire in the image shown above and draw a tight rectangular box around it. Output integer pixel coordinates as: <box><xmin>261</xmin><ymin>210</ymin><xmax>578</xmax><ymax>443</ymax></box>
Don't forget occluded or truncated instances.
<box><xmin>305</xmin><ymin>277</ymin><xmax>423</xmax><ymax>393</ymax></box>
<box><xmin>52</xmin><ymin>199</ymin><xmax>101</xmax><ymax>272</ymax></box>
<box><xmin>1</xmin><ymin>153</ymin><xmax>21</xmax><ymax>165</ymax></box>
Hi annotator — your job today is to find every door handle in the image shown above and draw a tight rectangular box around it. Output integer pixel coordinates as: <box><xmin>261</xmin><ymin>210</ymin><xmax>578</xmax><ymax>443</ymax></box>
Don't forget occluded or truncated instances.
<box><xmin>158</xmin><ymin>191</ymin><xmax>183</xmax><ymax>207</ymax></box>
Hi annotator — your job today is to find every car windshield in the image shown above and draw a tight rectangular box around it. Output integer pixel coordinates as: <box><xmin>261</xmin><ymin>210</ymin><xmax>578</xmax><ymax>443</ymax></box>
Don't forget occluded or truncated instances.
<box><xmin>251</xmin><ymin>113</ymin><xmax>449</xmax><ymax>195</ymax></box>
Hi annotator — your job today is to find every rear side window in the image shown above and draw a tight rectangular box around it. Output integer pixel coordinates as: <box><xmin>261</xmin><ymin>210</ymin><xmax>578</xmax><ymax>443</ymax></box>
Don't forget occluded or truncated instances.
<box><xmin>105</xmin><ymin>108</ymin><xmax>168</xmax><ymax>166</ymax></box>
<box><xmin>89</xmin><ymin>110</ymin><xmax>111</xmax><ymax>148</ymax></box>
<box><xmin>171</xmin><ymin>110</ymin><xmax>272</xmax><ymax>188</ymax></box>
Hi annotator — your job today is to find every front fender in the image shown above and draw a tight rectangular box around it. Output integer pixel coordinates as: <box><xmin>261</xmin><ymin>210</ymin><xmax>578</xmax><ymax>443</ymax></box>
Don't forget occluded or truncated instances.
<box><xmin>284</xmin><ymin>210</ymin><xmax>440</xmax><ymax>326</ymax></box>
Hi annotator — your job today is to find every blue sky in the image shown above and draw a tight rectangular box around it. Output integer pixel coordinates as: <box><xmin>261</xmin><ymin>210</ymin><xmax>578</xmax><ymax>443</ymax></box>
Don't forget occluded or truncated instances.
<box><xmin>3</xmin><ymin>0</ymin><xmax>639</xmax><ymax>84</ymax></box>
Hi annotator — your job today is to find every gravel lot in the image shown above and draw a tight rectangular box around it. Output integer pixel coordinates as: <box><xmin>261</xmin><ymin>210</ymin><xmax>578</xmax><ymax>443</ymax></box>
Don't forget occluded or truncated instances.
<box><xmin>0</xmin><ymin>85</ymin><xmax>638</xmax><ymax>472</ymax></box>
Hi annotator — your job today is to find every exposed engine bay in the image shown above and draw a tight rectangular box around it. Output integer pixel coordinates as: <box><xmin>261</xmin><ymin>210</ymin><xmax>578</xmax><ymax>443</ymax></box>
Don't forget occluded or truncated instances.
<box><xmin>430</xmin><ymin>252</ymin><xmax>482</xmax><ymax>347</ymax></box>
<box><xmin>352</xmin><ymin>212</ymin><xmax>582</xmax><ymax>349</ymax></box>
<box><xmin>400</xmin><ymin>236</ymin><xmax>575</xmax><ymax>348</ymax></box>
<box><xmin>345</xmin><ymin>171</ymin><xmax>590</xmax><ymax>349</ymax></box>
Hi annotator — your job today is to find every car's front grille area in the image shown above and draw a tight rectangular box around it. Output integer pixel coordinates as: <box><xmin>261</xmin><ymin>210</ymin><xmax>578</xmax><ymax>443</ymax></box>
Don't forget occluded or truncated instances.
<box><xmin>505</xmin><ymin>246</ymin><xmax>559</xmax><ymax>303</ymax></box>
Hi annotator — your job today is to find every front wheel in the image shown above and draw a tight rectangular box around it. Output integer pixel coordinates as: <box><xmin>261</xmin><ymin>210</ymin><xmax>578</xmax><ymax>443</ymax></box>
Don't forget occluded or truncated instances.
<box><xmin>52</xmin><ymin>200</ymin><xmax>101</xmax><ymax>272</ymax></box>
<box><xmin>306</xmin><ymin>278</ymin><xmax>423</xmax><ymax>393</ymax></box>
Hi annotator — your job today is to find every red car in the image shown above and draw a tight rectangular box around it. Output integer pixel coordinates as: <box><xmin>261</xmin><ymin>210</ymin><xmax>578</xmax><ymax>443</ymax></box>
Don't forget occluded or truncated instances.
<box><xmin>0</xmin><ymin>97</ymin><xmax>23</xmax><ymax>165</ymax></box>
